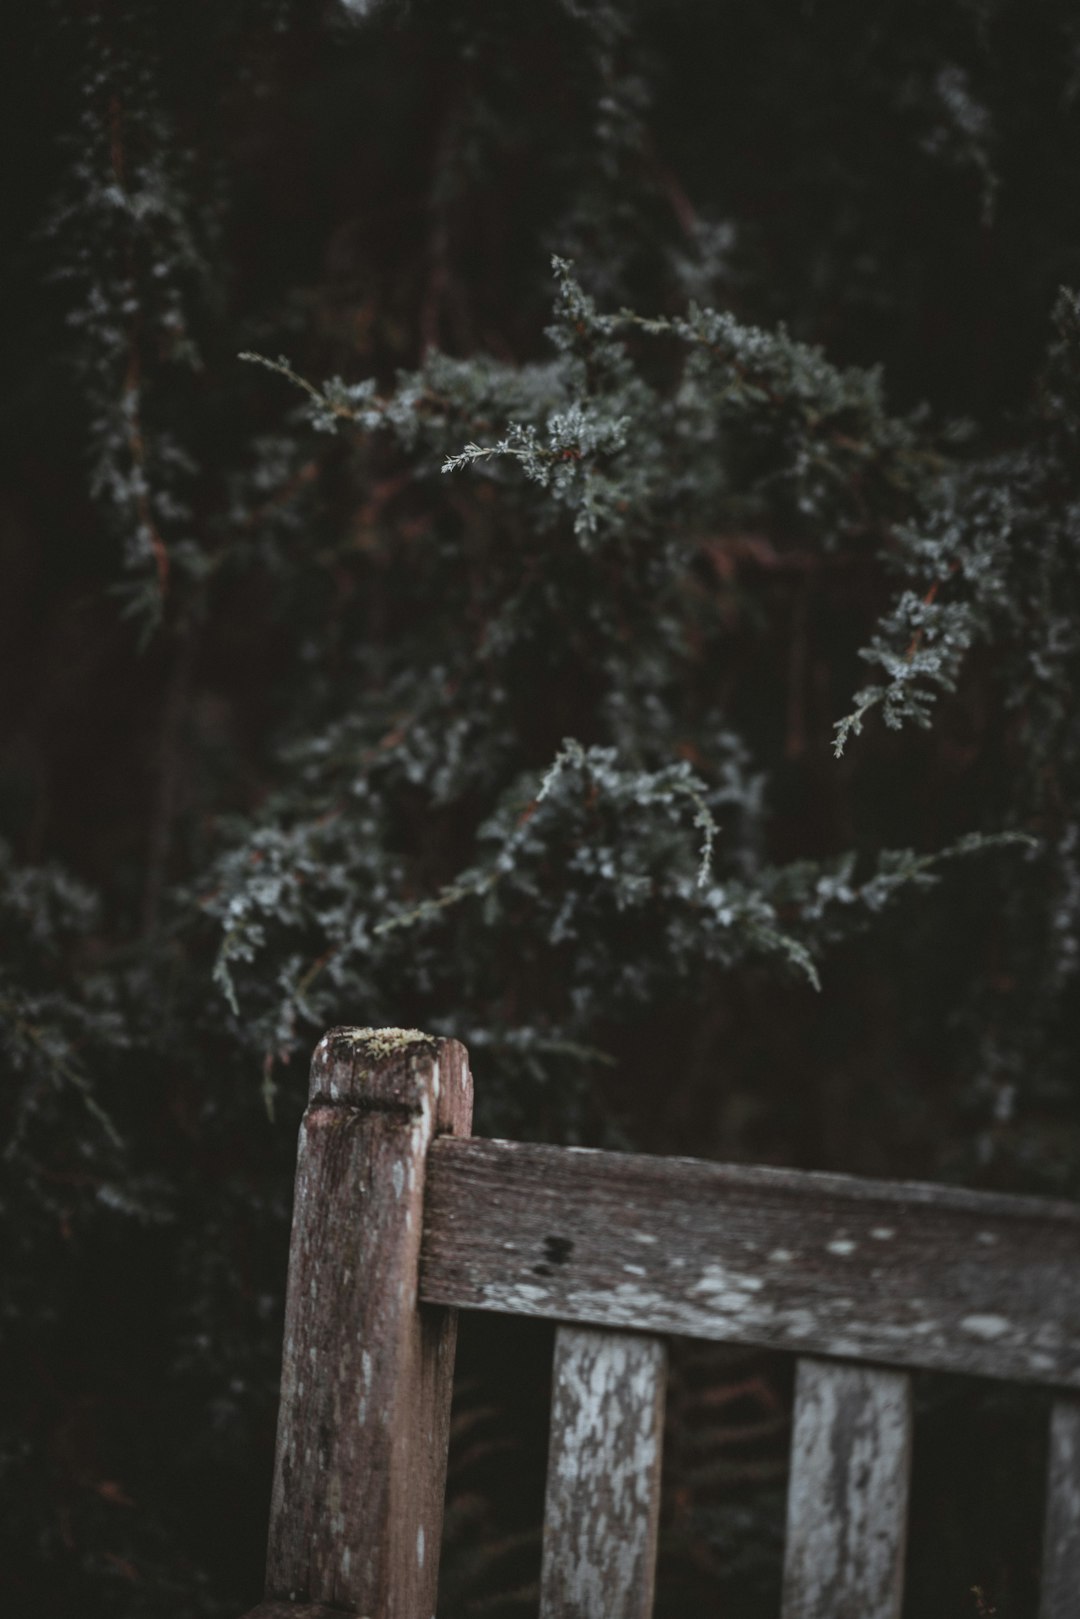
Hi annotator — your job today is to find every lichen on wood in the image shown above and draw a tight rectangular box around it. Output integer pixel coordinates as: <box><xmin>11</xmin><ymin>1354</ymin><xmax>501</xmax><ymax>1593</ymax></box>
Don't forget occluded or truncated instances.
<box><xmin>330</xmin><ymin>1025</ymin><xmax>439</xmax><ymax>1059</ymax></box>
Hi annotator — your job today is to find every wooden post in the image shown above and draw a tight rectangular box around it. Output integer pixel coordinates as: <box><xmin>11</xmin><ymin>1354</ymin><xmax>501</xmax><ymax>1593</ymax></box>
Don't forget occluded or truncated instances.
<box><xmin>264</xmin><ymin>1027</ymin><xmax>472</xmax><ymax>1617</ymax></box>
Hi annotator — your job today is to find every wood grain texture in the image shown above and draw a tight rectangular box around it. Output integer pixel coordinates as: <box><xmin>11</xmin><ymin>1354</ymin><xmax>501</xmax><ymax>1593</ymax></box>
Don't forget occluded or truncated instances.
<box><xmin>1040</xmin><ymin>1394</ymin><xmax>1080</xmax><ymax>1619</ymax></box>
<box><xmin>265</xmin><ymin>1028</ymin><xmax>472</xmax><ymax>1617</ymax></box>
<box><xmin>781</xmin><ymin>1358</ymin><xmax>912</xmax><ymax>1619</ymax></box>
<box><xmin>421</xmin><ymin>1137</ymin><xmax>1080</xmax><ymax>1385</ymax></box>
<box><xmin>539</xmin><ymin>1326</ymin><xmax>666</xmax><ymax>1619</ymax></box>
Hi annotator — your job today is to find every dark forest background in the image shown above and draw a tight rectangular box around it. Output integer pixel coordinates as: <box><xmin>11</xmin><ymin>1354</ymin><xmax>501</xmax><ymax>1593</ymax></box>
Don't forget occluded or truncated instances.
<box><xmin>3</xmin><ymin>2</ymin><xmax>1080</xmax><ymax>1615</ymax></box>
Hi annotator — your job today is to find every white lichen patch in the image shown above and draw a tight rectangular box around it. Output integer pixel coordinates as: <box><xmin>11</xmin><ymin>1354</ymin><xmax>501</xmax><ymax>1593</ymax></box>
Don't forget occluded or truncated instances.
<box><xmin>689</xmin><ymin>1263</ymin><xmax>766</xmax><ymax>1319</ymax></box>
<box><xmin>481</xmin><ymin>1280</ymin><xmax>552</xmax><ymax>1311</ymax></box>
<box><xmin>961</xmin><ymin>1313</ymin><xmax>1011</xmax><ymax>1340</ymax></box>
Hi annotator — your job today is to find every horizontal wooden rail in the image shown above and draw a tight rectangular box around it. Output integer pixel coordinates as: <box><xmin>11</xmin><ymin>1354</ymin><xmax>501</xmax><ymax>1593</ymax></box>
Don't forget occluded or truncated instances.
<box><xmin>420</xmin><ymin>1138</ymin><xmax>1080</xmax><ymax>1387</ymax></box>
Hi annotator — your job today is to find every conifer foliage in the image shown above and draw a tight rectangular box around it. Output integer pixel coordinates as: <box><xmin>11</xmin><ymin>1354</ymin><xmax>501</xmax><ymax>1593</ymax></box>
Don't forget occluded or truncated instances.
<box><xmin>3</xmin><ymin>2</ymin><xmax>1079</xmax><ymax>1614</ymax></box>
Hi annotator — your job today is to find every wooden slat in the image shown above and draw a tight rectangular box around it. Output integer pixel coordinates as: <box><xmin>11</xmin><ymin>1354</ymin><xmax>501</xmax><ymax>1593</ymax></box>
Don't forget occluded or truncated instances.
<box><xmin>1040</xmin><ymin>1394</ymin><xmax>1080</xmax><ymax>1619</ymax></box>
<box><xmin>539</xmin><ymin>1325</ymin><xmax>666</xmax><ymax>1619</ymax></box>
<box><xmin>781</xmin><ymin>1357</ymin><xmax>912</xmax><ymax>1619</ymax></box>
<box><xmin>264</xmin><ymin>1028</ymin><xmax>472</xmax><ymax>1617</ymax></box>
<box><xmin>421</xmin><ymin>1137</ymin><xmax>1080</xmax><ymax>1386</ymax></box>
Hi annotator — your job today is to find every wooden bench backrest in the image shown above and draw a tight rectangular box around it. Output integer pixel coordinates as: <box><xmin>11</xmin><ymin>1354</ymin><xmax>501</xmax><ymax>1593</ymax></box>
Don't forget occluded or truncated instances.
<box><xmin>245</xmin><ymin>1029</ymin><xmax>1080</xmax><ymax>1619</ymax></box>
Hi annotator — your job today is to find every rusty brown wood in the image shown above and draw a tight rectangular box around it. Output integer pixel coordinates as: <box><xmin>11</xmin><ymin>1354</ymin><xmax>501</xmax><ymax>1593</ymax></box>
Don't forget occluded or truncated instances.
<box><xmin>1040</xmin><ymin>1394</ymin><xmax>1080</xmax><ymax>1619</ymax></box>
<box><xmin>539</xmin><ymin>1325</ymin><xmax>666</xmax><ymax>1619</ymax></box>
<box><xmin>420</xmin><ymin>1137</ymin><xmax>1080</xmax><ymax>1386</ymax></box>
<box><xmin>264</xmin><ymin>1027</ymin><xmax>472</xmax><ymax>1618</ymax></box>
<box><xmin>780</xmin><ymin>1357</ymin><xmax>912</xmax><ymax>1619</ymax></box>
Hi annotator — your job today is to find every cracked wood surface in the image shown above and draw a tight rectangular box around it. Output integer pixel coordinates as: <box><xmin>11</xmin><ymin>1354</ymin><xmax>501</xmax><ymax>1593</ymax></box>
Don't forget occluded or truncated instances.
<box><xmin>1040</xmin><ymin>1394</ymin><xmax>1080</xmax><ymax>1619</ymax></box>
<box><xmin>420</xmin><ymin>1137</ymin><xmax>1080</xmax><ymax>1385</ymax></box>
<box><xmin>264</xmin><ymin>1028</ymin><xmax>472</xmax><ymax>1617</ymax></box>
<box><xmin>539</xmin><ymin>1325</ymin><xmax>666</xmax><ymax>1619</ymax></box>
<box><xmin>780</xmin><ymin>1357</ymin><xmax>912</xmax><ymax>1619</ymax></box>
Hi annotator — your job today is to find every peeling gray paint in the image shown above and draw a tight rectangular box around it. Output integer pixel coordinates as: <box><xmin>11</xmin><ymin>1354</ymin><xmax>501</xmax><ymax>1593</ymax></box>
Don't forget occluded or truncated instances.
<box><xmin>781</xmin><ymin>1357</ymin><xmax>912</xmax><ymax>1619</ymax></box>
<box><xmin>539</xmin><ymin>1326</ymin><xmax>666</xmax><ymax>1619</ymax></box>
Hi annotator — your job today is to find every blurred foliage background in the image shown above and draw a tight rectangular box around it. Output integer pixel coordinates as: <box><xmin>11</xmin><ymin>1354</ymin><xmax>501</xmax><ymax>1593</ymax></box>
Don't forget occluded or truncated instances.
<box><xmin>3</xmin><ymin>1</ymin><xmax>1080</xmax><ymax>1614</ymax></box>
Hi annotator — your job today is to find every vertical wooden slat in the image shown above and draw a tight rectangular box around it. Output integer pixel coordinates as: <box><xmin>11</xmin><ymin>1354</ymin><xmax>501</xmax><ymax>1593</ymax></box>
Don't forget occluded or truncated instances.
<box><xmin>781</xmin><ymin>1356</ymin><xmax>912</xmax><ymax>1619</ymax></box>
<box><xmin>1040</xmin><ymin>1394</ymin><xmax>1080</xmax><ymax>1619</ymax></box>
<box><xmin>264</xmin><ymin>1027</ymin><xmax>472</xmax><ymax>1618</ymax></box>
<box><xmin>539</xmin><ymin>1325</ymin><xmax>667</xmax><ymax>1619</ymax></box>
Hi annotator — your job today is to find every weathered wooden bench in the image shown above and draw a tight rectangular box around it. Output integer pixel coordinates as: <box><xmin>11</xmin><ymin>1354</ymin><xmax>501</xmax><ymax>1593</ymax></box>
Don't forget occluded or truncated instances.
<box><xmin>243</xmin><ymin>1027</ymin><xmax>1080</xmax><ymax>1619</ymax></box>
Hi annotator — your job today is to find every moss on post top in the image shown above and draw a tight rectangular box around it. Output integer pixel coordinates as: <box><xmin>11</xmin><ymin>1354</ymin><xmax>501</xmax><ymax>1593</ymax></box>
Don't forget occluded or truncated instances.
<box><xmin>334</xmin><ymin>1025</ymin><xmax>439</xmax><ymax>1060</ymax></box>
<box><xmin>308</xmin><ymin>1026</ymin><xmax>471</xmax><ymax>1125</ymax></box>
